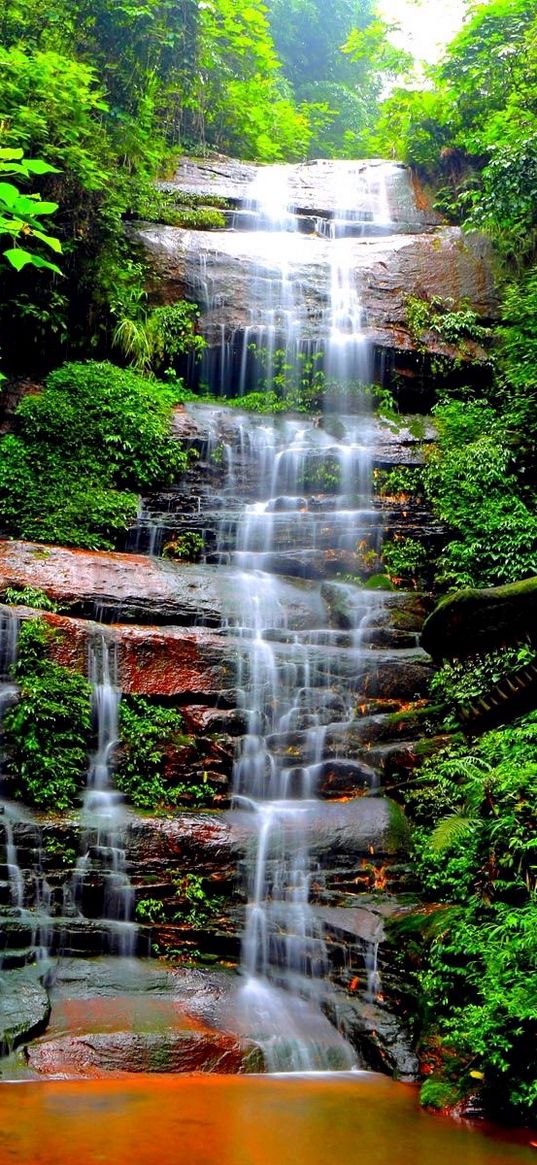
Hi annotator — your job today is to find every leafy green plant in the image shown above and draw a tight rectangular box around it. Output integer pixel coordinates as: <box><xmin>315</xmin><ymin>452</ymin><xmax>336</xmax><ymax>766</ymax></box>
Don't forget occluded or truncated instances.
<box><xmin>0</xmin><ymin>361</ymin><xmax>189</xmax><ymax>549</ymax></box>
<box><xmin>162</xmin><ymin>532</ymin><xmax>204</xmax><ymax>562</ymax></box>
<box><xmin>399</xmin><ymin>710</ymin><xmax>537</xmax><ymax>1120</ymax></box>
<box><xmin>173</xmin><ymin>874</ymin><xmax>224</xmax><ymax>928</ymax></box>
<box><xmin>424</xmin><ymin>400</ymin><xmax>537</xmax><ymax>588</ymax></box>
<box><xmin>373</xmin><ymin>467</ymin><xmax>424</xmax><ymax>499</ymax></box>
<box><xmin>383</xmin><ymin>537</ymin><xmax>428</xmax><ymax>587</ymax></box>
<box><xmin>43</xmin><ymin>837</ymin><xmax>76</xmax><ymax>867</ymax></box>
<box><xmin>113</xmin><ymin>301</ymin><xmax>206</xmax><ymax>375</ymax></box>
<box><xmin>0</xmin><ymin>147</ymin><xmax>62</xmax><ymax>276</ymax></box>
<box><xmin>136</xmin><ymin>897</ymin><xmax>166</xmax><ymax>923</ymax></box>
<box><xmin>3</xmin><ymin>586</ymin><xmax>59</xmax><ymax>612</ymax></box>
<box><xmin>430</xmin><ymin>645</ymin><xmax>537</xmax><ymax>722</ymax></box>
<box><xmin>115</xmin><ymin>696</ymin><xmax>188</xmax><ymax>811</ymax></box>
<box><xmin>3</xmin><ymin>619</ymin><xmax>92</xmax><ymax>809</ymax></box>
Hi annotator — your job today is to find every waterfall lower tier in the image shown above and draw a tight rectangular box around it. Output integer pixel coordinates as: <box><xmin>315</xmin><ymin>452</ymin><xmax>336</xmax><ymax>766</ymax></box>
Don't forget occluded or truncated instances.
<box><xmin>196</xmin><ymin>405</ymin><xmax>389</xmax><ymax>1070</ymax></box>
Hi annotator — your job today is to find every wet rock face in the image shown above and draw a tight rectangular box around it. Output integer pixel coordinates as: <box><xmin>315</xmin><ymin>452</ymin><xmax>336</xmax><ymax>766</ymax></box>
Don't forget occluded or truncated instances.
<box><xmin>26</xmin><ymin>1030</ymin><xmax>263</xmax><ymax>1076</ymax></box>
<box><xmin>0</xmin><ymin>968</ymin><xmax>51</xmax><ymax>1055</ymax></box>
<box><xmin>135</xmin><ymin>222</ymin><xmax>496</xmax><ymax>359</ymax></box>
<box><xmin>164</xmin><ymin>157</ymin><xmax>441</xmax><ymax>226</ymax></box>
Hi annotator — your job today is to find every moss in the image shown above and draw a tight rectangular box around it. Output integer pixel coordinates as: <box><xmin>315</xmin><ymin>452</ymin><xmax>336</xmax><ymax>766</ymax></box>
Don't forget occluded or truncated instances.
<box><xmin>420</xmin><ymin>1078</ymin><xmax>460</xmax><ymax>1111</ymax></box>
<box><xmin>364</xmin><ymin>573</ymin><xmax>395</xmax><ymax>591</ymax></box>
<box><xmin>422</xmin><ymin>577</ymin><xmax>537</xmax><ymax>659</ymax></box>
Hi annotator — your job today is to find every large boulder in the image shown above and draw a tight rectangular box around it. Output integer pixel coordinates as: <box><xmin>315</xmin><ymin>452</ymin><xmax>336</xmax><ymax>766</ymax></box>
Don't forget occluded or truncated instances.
<box><xmin>0</xmin><ymin>967</ymin><xmax>50</xmax><ymax>1056</ymax></box>
<box><xmin>422</xmin><ymin>578</ymin><xmax>537</xmax><ymax>659</ymax></box>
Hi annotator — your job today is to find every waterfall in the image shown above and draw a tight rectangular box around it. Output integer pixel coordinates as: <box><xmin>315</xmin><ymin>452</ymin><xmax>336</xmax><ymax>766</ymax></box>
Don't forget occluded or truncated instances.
<box><xmin>72</xmin><ymin>636</ymin><xmax>136</xmax><ymax>956</ymax></box>
<box><xmin>212</xmin><ymin>162</ymin><xmax>397</xmax><ymax>1069</ymax></box>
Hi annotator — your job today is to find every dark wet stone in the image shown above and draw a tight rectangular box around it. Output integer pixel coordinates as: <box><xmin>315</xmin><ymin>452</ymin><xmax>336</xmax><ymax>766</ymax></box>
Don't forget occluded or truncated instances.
<box><xmin>0</xmin><ymin>967</ymin><xmax>50</xmax><ymax>1056</ymax></box>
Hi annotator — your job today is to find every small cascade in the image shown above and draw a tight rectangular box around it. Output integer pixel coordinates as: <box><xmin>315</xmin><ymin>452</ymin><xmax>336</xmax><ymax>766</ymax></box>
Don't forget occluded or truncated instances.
<box><xmin>0</xmin><ymin>611</ymin><xmax>54</xmax><ymax>969</ymax></box>
<box><xmin>193</xmin><ymin>159</ymin><xmax>405</xmax><ymax>398</ymax></box>
<box><xmin>72</xmin><ymin>636</ymin><xmax>137</xmax><ymax>956</ymax></box>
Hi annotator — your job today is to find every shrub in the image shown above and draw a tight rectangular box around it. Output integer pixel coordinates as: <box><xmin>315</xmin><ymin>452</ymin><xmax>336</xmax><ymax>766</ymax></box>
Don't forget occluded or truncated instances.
<box><xmin>401</xmin><ymin>712</ymin><xmax>537</xmax><ymax>1120</ymax></box>
<box><xmin>424</xmin><ymin>400</ymin><xmax>537</xmax><ymax>587</ymax></box>
<box><xmin>115</xmin><ymin>696</ymin><xmax>189</xmax><ymax>811</ymax></box>
<box><xmin>0</xmin><ymin>361</ymin><xmax>189</xmax><ymax>549</ymax></box>
<box><xmin>3</xmin><ymin>620</ymin><xmax>92</xmax><ymax>809</ymax></box>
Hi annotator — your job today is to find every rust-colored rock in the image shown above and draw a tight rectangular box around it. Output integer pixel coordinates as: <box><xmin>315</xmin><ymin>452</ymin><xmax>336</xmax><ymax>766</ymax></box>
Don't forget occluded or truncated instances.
<box><xmin>0</xmin><ymin>541</ymin><xmax>227</xmax><ymax>626</ymax></box>
<box><xmin>27</xmin><ymin>1030</ymin><xmax>263</xmax><ymax>1077</ymax></box>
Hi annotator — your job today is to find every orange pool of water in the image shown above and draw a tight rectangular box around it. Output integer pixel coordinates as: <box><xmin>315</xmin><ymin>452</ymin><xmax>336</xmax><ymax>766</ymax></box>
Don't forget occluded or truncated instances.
<box><xmin>0</xmin><ymin>1073</ymin><xmax>534</xmax><ymax>1165</ymax></box>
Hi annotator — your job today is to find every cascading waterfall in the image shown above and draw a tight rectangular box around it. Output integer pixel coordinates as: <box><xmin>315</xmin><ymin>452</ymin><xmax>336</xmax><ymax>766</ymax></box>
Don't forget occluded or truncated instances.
<box><xmin>0</xmin><ymin>612</ymin><xmax>23</xmax><ymax>919</ymax></box>
<box><xmin>72</xmin><ymin>636</ymin><xmax>136</xmax><ymax>956</ymax></box>
<box><xmin>218</xmin><ymin>163</ymin><xmax>394</xmax><ymax>1069</ymax></box>
<box><xmin>0</xmin><ymin>611</ymin><xmax>54</xmax><ymax>966</ymax></box>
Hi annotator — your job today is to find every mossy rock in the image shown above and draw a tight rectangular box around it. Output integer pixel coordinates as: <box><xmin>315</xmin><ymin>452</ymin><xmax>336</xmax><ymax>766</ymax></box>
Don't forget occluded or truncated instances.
<box><xmin>422</xmin><ymin>577</ymin><xmax>537</xmax><ymax>659</ymax></box>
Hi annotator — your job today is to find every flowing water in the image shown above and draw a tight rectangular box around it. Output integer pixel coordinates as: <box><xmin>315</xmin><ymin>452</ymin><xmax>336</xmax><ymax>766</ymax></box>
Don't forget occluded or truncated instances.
<box><xmin>71</xmin><ymin>637</ymin><xmax>136</xmax><ymax>956</ymax></box>
<box><xmin>202</xmin><ymin>164</ymin><xmax>397</xmax><ymax>1068</ymax></box>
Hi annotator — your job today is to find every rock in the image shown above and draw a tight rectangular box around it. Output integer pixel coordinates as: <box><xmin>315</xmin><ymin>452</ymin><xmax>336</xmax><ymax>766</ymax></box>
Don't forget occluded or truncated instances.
<box><xmin>133</xmin><ymin>222</ymin><xmax>497</xmax><ymax>359</ymax></box>
<box><xmin>332</xmin><ymin>995</ymin><xmax>419</xmax><ymax>1081</ymax></box>
<box><xmin>0</xmin><ymin>967</ymin><xmax>50</xmax><ymax>1056</ymax></box>
<box><xmin>26</xmin><ymin>1030</ymin><xmax>263</xmax><ymax>1077</ymax></box>
<box><xmin>422</xmin><ymin>577</ymin><xmax>537</xmax><ymax>659</ymax></box>
<box><xmin>0</xmin><ymin>546</ymin><xmax>329</xmax><ymax>631</ymax></box>
<box><xmin>0</xmin><ymin>542</ymin><xmax>225</xmax><ymax>626</ymax></box>
<box><xmin>163</xmin><ymin>157</ymin><xmax>440</xmax><ymax>225</ymax></box>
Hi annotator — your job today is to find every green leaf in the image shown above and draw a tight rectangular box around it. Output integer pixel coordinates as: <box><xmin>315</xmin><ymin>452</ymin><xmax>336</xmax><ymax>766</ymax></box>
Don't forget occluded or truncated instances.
<box><xmin>3</xmin><ymin>248</ymin><xmax>61</xmax><ymax>275</ymax></box>
<box><xmin>0</xmin><ymin>182</ymin><xmax>22</xmax><ymax>210</ymax></box>
<box><xmin>430</xmin><ymin>814</ymin><xmax>476</xmax><ymax>853</ymax></box>
<box><xmin>23</xmin><ymin>160</ymin><xmax>61</xmax><ymax>175</ymax></box>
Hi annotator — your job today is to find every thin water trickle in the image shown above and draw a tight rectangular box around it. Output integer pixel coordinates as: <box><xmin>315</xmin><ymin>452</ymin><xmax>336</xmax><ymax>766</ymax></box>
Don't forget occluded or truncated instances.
<box><xmin>72</xmin><ymin>636</ymin><xmax>137</xmax><ymax>957</ymax></box>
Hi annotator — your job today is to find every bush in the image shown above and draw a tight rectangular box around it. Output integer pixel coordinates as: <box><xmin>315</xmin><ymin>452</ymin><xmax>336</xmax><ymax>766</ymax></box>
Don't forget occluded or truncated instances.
<box><xmin>0</xmin><ymin>361</ymin><xmax>189</xmax><ymax>549</ymax></box>
<box><xmin>401</xmin><ymin>712</ymin><xmax>537</xmax><ymax>1120</ymax></box>
<box><xmin>424</xmin><ymin>400</ymin><xmax>537</xmax><ymax>587</ymax></box>
<box><xmin>383</xmin><ymin>537</ymin><xmax>428</xmax><ymax>587</ymax></box>
<box><xmin>115</xmin><ymin>696</ymin><xmax>189</xmax><ymax>811</ymax></box>
<box><xmin>3</xmin><ymin>620</ymin><xmax>92</xmax><ymax>809</ymax></box>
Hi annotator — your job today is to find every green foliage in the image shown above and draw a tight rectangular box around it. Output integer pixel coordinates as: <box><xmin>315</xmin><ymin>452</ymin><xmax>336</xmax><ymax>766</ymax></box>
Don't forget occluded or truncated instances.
<box><xmin>430</xmin><ymin>645</ymin><xmax>537</xmax><ymax>722</ymax></box>
<box><xmin>0</xmin><ymin>361</ymin><xmax>188</xmax><ymax>549</ymax></box>
<box><xmin>115</xmin><ymin>696</ymin><xmax>187</xmax><ymax>811</ymax></box>
<box><xmin>419</xmin><ymin>1079</ymin><xmax>459</xmax><ymax>1111</ymax></box>
<box><xmin>162</xmin><ymin>532</ymin><xmax>204</xmax><ymax>562</ymax></box>
<box><xmin>44</xmin><ymin>836</ymin><xmax>77</xmax><ymax>868</ymax></box>
<box><xmin>268</xmin><ymin>0</ymin><xmax>410</xmax><ymax>157</ymax></box>
<box><xmin>3</xmin><ymin>586</ymin><xmax>59</xmax><ymax>612</ymax></box>
<box><xmin>406</xmin><ymin>295</ymin><xmax>490</xmax><ymax>351</ymax></box>
<box><xmin>3</xmin><ymin>619</ymin><xmax>92</xmax><ymax>809</ymax></box>
<box><xmin>372</xmin><ymin>0</ymin><xmax>537</xmax><ymax>262</ymax></box>
<box><xmin>424</xmin><ymin>400</ymin><xmax>537</xmax><ymax>588</ymax></box>
<box><xmin>400</xmin><ymin>712</ymin><xmax>537</xmax><ymax>1119</ymax></box>
<box><xmin>135</xmin><ymin>189</ymin><xmax>226</xmax><ymax>231</ymax></box>
<box><xmin>382</xmin><ymin>537</ymin><xmax>428</xmax><ymax>587</ymax></box>
<box><xmin>0</xmin><ymin>147</ymin><xmax>61</xmax><ymax>275</ymax></box>
<box><xmin>113</xmin><ymin>301</ymin><xmax>206</xmax><ymax>375</ymax></box>
<box><xmin>373</xmin><ymin>467</ymin><xmax>424</xmax><ymax>499</ymax></box>
<box><xmin>173</xmin><ymin>874</ymin><xmax>224</xmax><ymax>928</ymax></box>
<box><xmin>136</xmin><ymin>897</ymin><xmax>166</xmax><ymax>923</ymax></box>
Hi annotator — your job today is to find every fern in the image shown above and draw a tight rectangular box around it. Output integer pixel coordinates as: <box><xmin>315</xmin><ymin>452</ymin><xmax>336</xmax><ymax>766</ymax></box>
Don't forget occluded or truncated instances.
<box><xmin>431</xmin><ymin>813</ymin><xmax>476</xmax><ymax>853</ymax></box>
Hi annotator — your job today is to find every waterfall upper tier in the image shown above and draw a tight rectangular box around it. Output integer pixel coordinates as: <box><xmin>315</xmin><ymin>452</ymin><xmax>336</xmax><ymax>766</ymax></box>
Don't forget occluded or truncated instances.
<box><xmin>162</xmin><ymin>157</ymin><xmax>440</xmax><ymax>226</ymax></box>
<box><xmin>134</xmin><ymin>156</ymin><xmax>497</xmax><ymax>391</ymax></box>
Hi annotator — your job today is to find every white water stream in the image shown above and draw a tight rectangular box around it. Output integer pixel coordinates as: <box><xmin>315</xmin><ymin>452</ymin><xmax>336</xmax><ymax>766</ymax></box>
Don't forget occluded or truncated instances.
<box><xmin>212</xmin><ymin>163</ymin><xmax>397</xmax><ymax>1069</ymax></box>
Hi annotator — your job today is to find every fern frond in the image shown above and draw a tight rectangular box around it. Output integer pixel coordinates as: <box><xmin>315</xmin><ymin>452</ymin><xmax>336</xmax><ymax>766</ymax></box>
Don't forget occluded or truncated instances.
<box><xmin>430</xmin><ymin>813</ymin><xmax>476</xmax><ymax>853</ymax></box>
